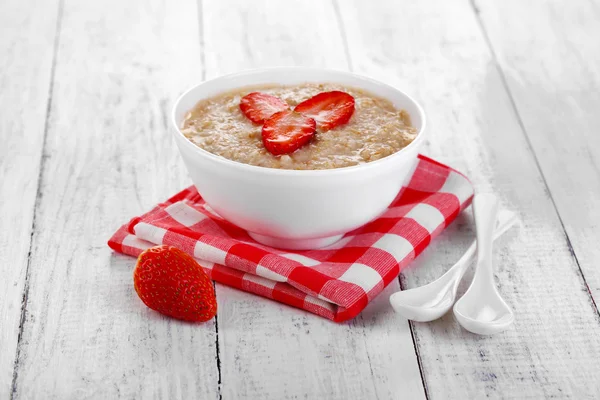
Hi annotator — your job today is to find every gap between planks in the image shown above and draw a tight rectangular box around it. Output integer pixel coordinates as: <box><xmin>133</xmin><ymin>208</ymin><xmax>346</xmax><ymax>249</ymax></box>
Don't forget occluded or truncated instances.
<box><xmin>333</xmin><ymin>0</ymin><xmax>429</xmax><ymax>396</ymax></box>
<box><xmin>193</xmin><ymin>0</ymin><xmax>223</xmax><ymax>398</ymax></box>
<box><xmin>9</xmin><ymin>0</ymin><xmax>65</xmax><ymax>398</ymax></box>
<box><xmin>202</xmin><ymin>1</ymin><xmax>425</xmax><ymax>399</ymax></box>
<box><xmin>332</xmin><ymin>0</ymin><xmax>429</xmax><ymax>398</ymax></box>
<box><xmin>197</xmin><ymin>1</ymin><xmax>222</xmax><ymax>399</ymax></box>
<box><xmin>468</xmin><ymin>0</ymin><xmax>600</xmax><ymax>319</ymax></box>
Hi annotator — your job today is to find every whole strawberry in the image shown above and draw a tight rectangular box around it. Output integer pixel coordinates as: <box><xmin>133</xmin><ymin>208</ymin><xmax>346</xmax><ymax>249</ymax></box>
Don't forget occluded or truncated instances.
<box><xmin>133</xmin><ymin>245</ymin><xmax>217</xmax><ymax>322</ymax></box>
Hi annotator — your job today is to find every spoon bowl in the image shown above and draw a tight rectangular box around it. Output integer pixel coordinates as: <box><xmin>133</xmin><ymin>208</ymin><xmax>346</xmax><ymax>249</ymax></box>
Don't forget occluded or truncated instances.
<box><xmin>453</xmin><ymin>286</ymin><xmax>514</xmax><ymax>335</ymax></box>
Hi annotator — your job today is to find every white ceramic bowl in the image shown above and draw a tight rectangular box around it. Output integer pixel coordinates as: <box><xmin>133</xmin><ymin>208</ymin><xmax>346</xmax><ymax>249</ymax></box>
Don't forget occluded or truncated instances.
<box><xmin>171</xmin><ymin>68</ymin><xmax>427</xmax><ymax>250</ymax></box>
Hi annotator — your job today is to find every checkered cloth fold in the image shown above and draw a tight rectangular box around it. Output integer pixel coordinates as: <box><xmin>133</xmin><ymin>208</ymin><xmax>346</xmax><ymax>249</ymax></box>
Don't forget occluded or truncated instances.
<box><xmin>108</xmin><ymin>155</ymin><xmax>473</xmax><ymax>322</ymax></box>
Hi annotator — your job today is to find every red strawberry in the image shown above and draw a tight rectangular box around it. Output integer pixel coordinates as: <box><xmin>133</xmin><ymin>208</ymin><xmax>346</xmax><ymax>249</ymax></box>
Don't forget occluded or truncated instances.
<box><xmin>239</xmin><ymin>92</ymin><xmax>290</xmax><ymax>123</ymax></box>
<box><xmin>133</xmin><ymin>245</ymin><xmax>217</xmax><ymax>322</ymax></box>
<box><xmin>294</xmin><ymin>91</ymin><xmax>355</xmax><ymax>131</ymax></box>
<box><xmin>261</xmin><ymin>110</ymin><xmax>316</xmax><ymax>155</ymax></box>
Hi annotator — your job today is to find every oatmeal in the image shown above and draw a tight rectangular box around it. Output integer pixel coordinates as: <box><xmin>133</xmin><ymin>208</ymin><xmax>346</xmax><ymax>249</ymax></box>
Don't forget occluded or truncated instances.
<box><xmin>181</xmin><ymin>83</ymin><xmax>417</xmax><ymax>170</ymax></box>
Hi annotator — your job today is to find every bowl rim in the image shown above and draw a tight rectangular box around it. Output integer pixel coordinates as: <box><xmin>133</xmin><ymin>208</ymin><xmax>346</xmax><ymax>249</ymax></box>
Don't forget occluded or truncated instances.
<box><xmin>171</xmin><ymin>67</ymin><xmax>427</xmax><ymax>176</ymax></box>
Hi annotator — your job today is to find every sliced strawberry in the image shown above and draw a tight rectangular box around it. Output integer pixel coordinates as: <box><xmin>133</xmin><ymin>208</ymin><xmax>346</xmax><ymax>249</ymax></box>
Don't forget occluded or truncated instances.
<box><xmin>294</xmin><ymin>91</ymin><xmax>355</xmax><ymax>131</ymax></box>
<box><xmin>133</xmin><ymin>245</ymin><xmax>217</xmax><ymax>322</ymax></box>
<box><xmin>261</xmin><ymin>110</ymin><xmax>316</xmax><ymax>155</ymax></box>
<box><xmin>239</xmin><ymin>92</ymin><xmax>290</xmax><ymax>123</ymax></box>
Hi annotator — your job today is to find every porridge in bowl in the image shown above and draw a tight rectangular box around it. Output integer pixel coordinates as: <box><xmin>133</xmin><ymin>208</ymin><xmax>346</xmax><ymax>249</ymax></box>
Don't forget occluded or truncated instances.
<box><xmin>181</xmin><ymin>83</ymin><xmax>417</xmax><ymax>170</ymax></box>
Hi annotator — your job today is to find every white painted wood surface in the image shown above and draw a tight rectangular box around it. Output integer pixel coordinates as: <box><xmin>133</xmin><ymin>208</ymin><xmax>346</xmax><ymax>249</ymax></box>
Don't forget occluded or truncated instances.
<box><xmin>1</xmin><ymin>0</ymin><xmax>599</xmax><ymax>399</ymax></box>
<box><xmin>0</xmin><ymin>0</ymin><xmax>60</xmax><ymax>397</ymax></box>
<box><xmin>474</xmin><ymin>0</ymin><xmax>600</xmax><ymax>304</ymax></box>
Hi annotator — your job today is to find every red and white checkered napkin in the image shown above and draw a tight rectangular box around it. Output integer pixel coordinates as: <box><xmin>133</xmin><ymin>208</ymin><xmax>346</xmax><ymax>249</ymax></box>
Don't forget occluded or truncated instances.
<box><xmin>108</xmin><ymin>155</ymin><xmax>473</xmax><ymax>322</ymax></box>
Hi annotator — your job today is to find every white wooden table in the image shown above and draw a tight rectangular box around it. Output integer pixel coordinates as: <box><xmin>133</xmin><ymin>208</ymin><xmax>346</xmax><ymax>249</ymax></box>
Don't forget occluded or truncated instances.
<box><xmin>2</xmin><ymin>0</ymin><xmax>600</xmax><ymax>398</ymax></box>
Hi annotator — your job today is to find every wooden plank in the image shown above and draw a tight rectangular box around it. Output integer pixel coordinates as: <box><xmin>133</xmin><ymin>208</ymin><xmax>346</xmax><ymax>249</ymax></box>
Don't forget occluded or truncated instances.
<box><xmin>474</xmin><ymin>0</ymin><xmax>600</xmax><ymax>304</ymax></box>
<box><xmin>337</xmin><ymin>0</ymin><xmax>600</xmax><ymax>397</ymax></box>
<box><xmin>0</xmin><ymin>0</ymin><xmax>60</xmax><ymax>397</ymax></box>
<box><xmin>202</xmin><ymin>0</ymin><xmax>349</xmax><ymax>74</ymax></box>
<box><xmin>202</xmin><ymin>1</ymin><xmax>426</xmax><ymax>398</ymax></box>
<box><xmin>10</xmin><ymin>0</ymin><xmax>220</xmax><ymax>398</ymax></box>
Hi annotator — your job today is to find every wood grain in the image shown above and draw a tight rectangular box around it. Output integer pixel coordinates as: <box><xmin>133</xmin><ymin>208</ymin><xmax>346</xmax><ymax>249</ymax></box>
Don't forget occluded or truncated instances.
<box><xmin>474</xmin><ymin>0</ymin><xmax>600</xmax><ymax>306</ymax></box>
<box><xmin>0</xmin><ymin>0</ymin><xmax>60</xmax><ymax>397</ymax></box>
<box><xmin>202</xmin><ymin>0</ymin><xmax>349</xmax><ymax>75</ymax></box>
<box><xmin>203</xmin><ymin>1</ymin><xmax>426</xmax><ymax>399</ymax></box>
<box><xmin>337</xmin><ymin>0</ymin><xmax>600</xmax><ymax>397</ymax></box>
<box><xmin>9</xmin><ymin>0</ymin><xmax>220</xmax><ymax>398</ymax></box>
<box><xmin>4</xmin><ymin>0</ymin><xmax>600</xmax><ymax>397</ymax></box>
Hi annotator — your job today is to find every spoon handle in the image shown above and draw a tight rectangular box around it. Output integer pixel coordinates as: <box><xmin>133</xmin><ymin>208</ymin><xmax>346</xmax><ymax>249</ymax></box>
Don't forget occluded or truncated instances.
<box><xmin>472</xmin><ymin>194</ymin><xmax>500</xmax><ymax>281</ymax></box>
<box><xmin>451</xmin><ymin>209</ymin><xmax>517</xmax><ymax>281</ymax></box>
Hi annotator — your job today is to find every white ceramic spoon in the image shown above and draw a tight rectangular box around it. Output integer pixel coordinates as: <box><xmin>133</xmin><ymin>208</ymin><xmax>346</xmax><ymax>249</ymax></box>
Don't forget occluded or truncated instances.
<box><xmin>454</xmin><ymin>194</ymin><xmax>515</xmax><ymax>335</ymax></box>
<box><xmin>389</xmin><ymin>208</ymin><xmax>517</xmax><ymax>322</ymax></box>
